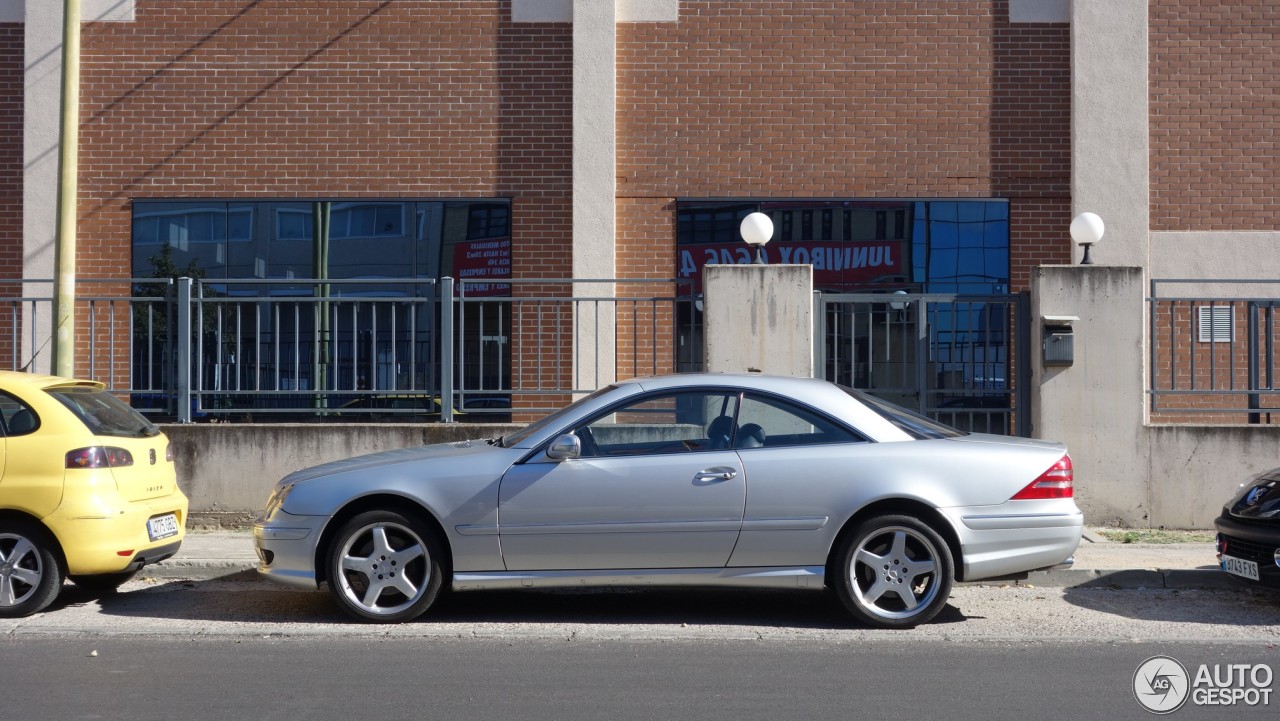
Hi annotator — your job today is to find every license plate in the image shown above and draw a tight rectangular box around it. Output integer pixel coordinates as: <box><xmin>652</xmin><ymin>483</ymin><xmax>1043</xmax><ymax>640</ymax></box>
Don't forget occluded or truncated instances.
<box><xmin>147</xmin><ymin>514</ymin><xmax>179</xmax><ymax>541</ymax></box>
<box><xmin>1222</xmin><ymin>553</ymin><xmax>1260</xmax><ymax>581</ymax></box>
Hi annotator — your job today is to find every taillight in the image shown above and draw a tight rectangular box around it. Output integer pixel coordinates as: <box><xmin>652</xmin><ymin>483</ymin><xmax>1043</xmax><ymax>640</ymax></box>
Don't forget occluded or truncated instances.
<box><xmin>165</xmin><ymin>443</ymin><xmax>174</xmax><ymax>462</ymax></box>
<box><xmin>66</xmin><ymin>447</ymin><xmax>135</xmax><ymax>469</ymax></box>
<box><xmin>1011</xmin><ymin>454</ymin><xmax>1073</xmax><ymax>500</ymax></box>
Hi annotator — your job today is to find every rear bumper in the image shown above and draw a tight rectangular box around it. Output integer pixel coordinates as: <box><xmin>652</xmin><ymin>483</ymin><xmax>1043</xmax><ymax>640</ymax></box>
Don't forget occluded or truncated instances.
<box><xmin>46</xmin><ymin>491</ymin><xmax>189</xmax><ymax>575</ymax></box>
<box><xmin>941</xmin><ymin>505</ymin><xmax>1084</xmax><ymax>581</ymax></box>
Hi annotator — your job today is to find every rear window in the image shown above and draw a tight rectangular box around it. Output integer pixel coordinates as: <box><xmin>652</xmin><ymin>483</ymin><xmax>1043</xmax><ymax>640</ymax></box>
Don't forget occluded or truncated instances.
<box><xmin>48</xmin><ymin>387</ymin><xmax>160</xmax><ymax>439</ymax></box>
<box><xmin>840</xmin><ymin>385</ymin><xmax>964</xmax><ymax>440</ymax></box>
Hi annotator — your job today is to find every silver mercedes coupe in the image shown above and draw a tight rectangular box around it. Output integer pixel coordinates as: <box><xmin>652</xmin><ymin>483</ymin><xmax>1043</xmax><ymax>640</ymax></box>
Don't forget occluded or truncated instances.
<box><xmin>253</xmin><ymin>373</ymin><xmax>1083</xmax><ymax>628</ymax></box>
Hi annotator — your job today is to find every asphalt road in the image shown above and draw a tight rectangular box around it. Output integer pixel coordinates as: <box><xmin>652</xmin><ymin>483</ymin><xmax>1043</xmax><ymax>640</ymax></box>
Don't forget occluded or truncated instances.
<box><xmin>1</xmin><ymin>577</ymin><xmax>1278</xmax><ymax>720</ymax></box>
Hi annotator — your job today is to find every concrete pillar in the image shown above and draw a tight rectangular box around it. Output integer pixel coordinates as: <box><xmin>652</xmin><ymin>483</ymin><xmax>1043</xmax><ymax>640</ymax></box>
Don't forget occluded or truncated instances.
<box><xmin>1071</xmin><ymin>0</ymin><xmax>1149</xmax><ymax>268</ymax></box>
<box><xmin>20</xmin><ymin>1</ymin><xmax>135</xmax><ymax>374</ymax></box>
<box><xmin>1032</xmin><ymin>265</ymin><xmax>1149</xmax><ymax>526</ymax></box>
<box><xmin>703</xmin><ymin>265</ymin><xmax>813</xmax><ymax>377</ymax></box>
<box><xmin>571</xmin><ymin>0</ymin><xmax>616</xmax><ymax>391</ymax></box>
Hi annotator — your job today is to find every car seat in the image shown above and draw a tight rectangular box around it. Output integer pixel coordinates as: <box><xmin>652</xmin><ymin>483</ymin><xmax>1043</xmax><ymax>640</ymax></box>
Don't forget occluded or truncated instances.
<box><xmin>6</xmin><ymin>408</ymin><xmax>36</xmax><ymax>435</ymax></box>
<box><xmin>736</xmin><ymin>423</ymin><xmax>766</xmax><ymax>448</ymax></box>
<box><xmin>706</xmin><ymin>415</ymin><xmax>736</xmax><ymax>449</ymax></box>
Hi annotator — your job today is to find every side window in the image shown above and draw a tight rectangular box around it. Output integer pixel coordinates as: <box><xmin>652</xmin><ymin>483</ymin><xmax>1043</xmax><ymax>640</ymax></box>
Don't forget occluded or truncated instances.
<box><xmin>0</xmin><ymin>393</ymin><xmax>39</xmax><ymax>437</ymax></box>
<box><xmin>576</xmin><ymin>391</ymin><xmax>739</xmax><ymax>458</ymax></box>
<box><xmin>735</xmin><ymin>394</ymin><xmax>863</xmax><ymax>449</ymax></box>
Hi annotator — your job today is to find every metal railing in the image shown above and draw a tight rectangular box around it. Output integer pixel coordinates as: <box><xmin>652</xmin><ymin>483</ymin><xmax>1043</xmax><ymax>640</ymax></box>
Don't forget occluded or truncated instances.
<box><xmin>1149</xmin><ymin>279</ymin><xmax>1280</xmax><ymax>423</ymax></box>
<box><xmin>0</xmin><ymin>276</ymin><xmax>698</xmax><ymax>423</ymax></box>
<box><xmin>815</xmin><ymin>292</ymin><xmax>1030</xmax><ymax>436</ymax></box>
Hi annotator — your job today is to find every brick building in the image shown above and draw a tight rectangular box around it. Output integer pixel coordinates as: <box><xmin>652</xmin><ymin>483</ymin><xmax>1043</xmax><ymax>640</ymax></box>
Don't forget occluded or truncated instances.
<box><xmin>2</xmin><ymin>1</ymin><xmax>1278</xmax><ymax>434</ymax></box>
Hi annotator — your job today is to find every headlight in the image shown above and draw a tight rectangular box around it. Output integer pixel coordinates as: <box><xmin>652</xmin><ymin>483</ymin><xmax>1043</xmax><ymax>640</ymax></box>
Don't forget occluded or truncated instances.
<box><xmin>263</xmin><ymin>482</ymin><xmax>296</xmax><ymax>518</ymax></box>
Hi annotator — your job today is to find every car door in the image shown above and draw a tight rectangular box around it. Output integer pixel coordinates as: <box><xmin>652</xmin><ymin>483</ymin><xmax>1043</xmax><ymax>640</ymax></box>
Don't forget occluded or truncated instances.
<box><xmin>725</xmin><ymin>392</ymin><xmax>873</xmax><ymax>568</ymax></box>
<box><xmin>0</xmin><ymin>391</ymin><xmax>63</xmax><ymax>516</ymax></box>
<box><xmin>497</xmin><ymin>390</ymin><xmax>746</xmax><ymax>571</ymax></box>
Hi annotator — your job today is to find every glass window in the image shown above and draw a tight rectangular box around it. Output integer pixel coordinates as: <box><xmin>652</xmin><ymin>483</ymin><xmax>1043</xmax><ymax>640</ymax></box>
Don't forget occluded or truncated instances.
<box><xmin>0</xmin><ymin>393</ymin><xmax>39</xmax><ymax>436</ymax></box>
<box><xmin>575</xmin><ymin>391</ymin><xmax>739</xmax><ymax>458</ymax></box>
<box><xmin>735</xmin><ymin>394</ymin><xmax>863</xmax><ymax>448</ymax></box>
<box><xmin>676</xmin><ymin>199</ymin><xmax>1008</xmax><ymax>295</ymax></box>
<box><xmin>133</xmin><ymin>199</ymin><xmax>510</xmax><ymax>291</ymax></box>
<box><xmin>47</xmin><ymin>387</ymin><xmax>160</xmax><ymax>439</ymax></box>
<box><xmin>843</xmin><ymin>385</ymin><xmax>963</xmax><ymax>439</ymax></box>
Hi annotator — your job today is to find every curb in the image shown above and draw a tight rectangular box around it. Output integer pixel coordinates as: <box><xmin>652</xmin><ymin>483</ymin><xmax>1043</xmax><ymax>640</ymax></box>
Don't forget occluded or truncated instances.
<box><xmin>996</xmin><ymin>567</ymin><xmax>1236</xmax><ymax>591</ymax></box>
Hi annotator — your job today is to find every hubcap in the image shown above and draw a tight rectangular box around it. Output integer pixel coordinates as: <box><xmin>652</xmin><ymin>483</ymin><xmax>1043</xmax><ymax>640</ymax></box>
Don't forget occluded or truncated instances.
<box><xmin>0</xmin><ymin>534</ymin><xmax>42</xmax><ymax>608</ymax></box>
<box><xmin>850</xmin><ymin>526</ymin><xmax>940</xmax><ymax>620</ymax></box>
<box><xmin>336</xmin><ymin>522</ymin><xmax>429</xmax><ymax>616</ymax></box>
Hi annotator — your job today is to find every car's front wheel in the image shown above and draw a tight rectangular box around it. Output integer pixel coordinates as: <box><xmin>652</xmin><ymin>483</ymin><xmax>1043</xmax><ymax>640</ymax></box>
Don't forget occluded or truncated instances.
<box><xmin>833</xmin><ymin>514</ymin><xmax>954</xmax><ymax>629</ymax></box>
<box><xmin>0</xmin><ymin>522</ymin><xmax>64</xmax><ymax>618</ymax></box>
<box><xmin>326</xmin><ymin>510</ymin><xmax>443</xmax><ymax>623</ymax></box>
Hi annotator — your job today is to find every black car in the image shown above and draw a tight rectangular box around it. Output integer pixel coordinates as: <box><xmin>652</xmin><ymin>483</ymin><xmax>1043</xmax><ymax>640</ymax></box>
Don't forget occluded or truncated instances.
<box><xmin>1215</xmin><ymin>469</ymin><xmax>1280</xmax><ymax>589</ymax></box>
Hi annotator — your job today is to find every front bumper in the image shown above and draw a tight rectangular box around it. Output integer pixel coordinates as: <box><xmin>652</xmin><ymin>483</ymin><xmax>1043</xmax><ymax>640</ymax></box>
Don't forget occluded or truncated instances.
<box><xmin>1215</xmin><ymin>513</ymin><xmax>1280</xmax><ymax>588</ymax></box>
<box><xmin>253</xmin><ymin>510</ymin><xmax>329</xmax><ymax>590</ymax></box>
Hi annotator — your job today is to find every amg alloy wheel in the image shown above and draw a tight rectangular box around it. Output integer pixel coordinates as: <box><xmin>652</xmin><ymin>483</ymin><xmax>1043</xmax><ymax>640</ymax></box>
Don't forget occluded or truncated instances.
<box><xmin>834</xmin><ymin>514</ymin><xmax>954</xmax><ymax>629</ymax></box>
<box><xmin>326</xmin><ymin>510</ymin><xmax>443</xmax><ymax>623</ymax></box>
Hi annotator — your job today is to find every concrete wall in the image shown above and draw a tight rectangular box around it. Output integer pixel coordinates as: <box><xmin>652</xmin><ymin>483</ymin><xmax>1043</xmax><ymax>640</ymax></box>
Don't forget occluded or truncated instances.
<box><xmin>1033</xmin><ymin>265</ymin><xmax>1150</xmax><ymax>525</ymax></box>
<box><xmin>1032</xmin><ymin>264</ymin><xmax>1280</xmax><ymax>529</ymax></box>
<box><xmin>164</xmin><ymin>423</ymin><xmax>516</xmax><ymax>526</ymax></box>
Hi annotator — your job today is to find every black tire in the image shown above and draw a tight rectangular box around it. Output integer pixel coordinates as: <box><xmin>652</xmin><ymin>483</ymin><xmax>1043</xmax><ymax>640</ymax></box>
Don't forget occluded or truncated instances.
<box><xmin>70</xmin><ymin>570</ymin><xmax>140</xmax><ymax>594</ymax></box>
<box><xmin>833</xmin><ymin>514</ymin><xmax>954</xmax><ymax>629</ymax></box>
<box><xmin>326</xmin><ymin>510</ymin><xmax>443</xmax><ymax>623</ymax></box>
<box><xmin>0</xmin><ymin>522</ymin><xmax>65</xmax><ymax>618</ymax></box>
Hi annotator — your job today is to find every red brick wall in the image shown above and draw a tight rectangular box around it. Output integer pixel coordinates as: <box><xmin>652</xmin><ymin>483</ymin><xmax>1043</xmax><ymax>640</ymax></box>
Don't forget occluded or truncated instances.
<box><xmin>0</xmin><ymin>24</ymin><xmax>22</xmax><ymax>370</ymax></box>
<box><xmin>79</xmin><ymin>1</ymin><xmax>572</xmax><ymax>280</ymax></box>
<box><xmin>1150</xmin><ymin>0</ymin><xmax>1280</xmax><ymax>231</ymax></box>
<box><xmin>79</xmin><ymin>1</ymin><xmax>573</xmax><ymax>400</ymax></box>
<box><xmin>616</xmin><ymin>0</ymin><xmax>1072</xmax><ymax>290</ymax></box>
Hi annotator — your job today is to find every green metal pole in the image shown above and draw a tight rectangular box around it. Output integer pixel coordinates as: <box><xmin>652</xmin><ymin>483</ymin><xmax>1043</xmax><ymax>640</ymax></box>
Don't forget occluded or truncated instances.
<box><xmin>52</xmin><ymin>0</ymin><xmax>81</xmax><ymax>377</ymax></box>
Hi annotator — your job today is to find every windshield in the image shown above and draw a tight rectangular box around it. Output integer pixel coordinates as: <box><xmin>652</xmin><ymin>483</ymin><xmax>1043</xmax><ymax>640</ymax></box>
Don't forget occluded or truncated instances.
<box><xmin>500</xmin><ymin>385</ymin><xmax>618</xmax><ymax>447</ymax></box>
<box><xmin>48</xmin><ymin>387</ymin><xmax>160</xmax><ymax>438</ymax></box>
<box><xmin>841</xmin><ymin>385</ymin><xmax>964</xmax><ymax>440</ymax></box>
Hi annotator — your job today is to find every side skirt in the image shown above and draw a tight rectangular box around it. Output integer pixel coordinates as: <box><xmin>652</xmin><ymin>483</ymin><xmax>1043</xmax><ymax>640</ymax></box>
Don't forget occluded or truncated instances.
<box><xmin>452</xmin><ymin>566</ymin><xmax>826</xmax><ymax>591</ymax></box>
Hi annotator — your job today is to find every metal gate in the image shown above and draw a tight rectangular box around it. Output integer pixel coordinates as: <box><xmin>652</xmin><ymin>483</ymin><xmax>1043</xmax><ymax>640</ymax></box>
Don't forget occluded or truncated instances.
<box><xmin>816</xmin><ymin>292</ymin><xmax>1031</xmax><ymax>436</ymax></box>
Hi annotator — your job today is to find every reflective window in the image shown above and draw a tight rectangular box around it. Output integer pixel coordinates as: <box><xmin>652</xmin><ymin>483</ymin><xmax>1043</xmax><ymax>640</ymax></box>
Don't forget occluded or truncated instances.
<box><xmin>132</xmin><ymin>199</ymin><xmax>511</xmax><ymax>291</ymax></box>
<box><xmin>576</xmin><ymin>391</ymin><xmax>739</xmax><ymax>458</ymax></box>
<box><xmin>676</xmin><ymin>199</ymin><xmax>1009</xmax><ymax>295</ymax></box>
<box><xmin>735</xmin><ymin>394</ymin><xmax>863</xmax><ymax>448</ymax></box>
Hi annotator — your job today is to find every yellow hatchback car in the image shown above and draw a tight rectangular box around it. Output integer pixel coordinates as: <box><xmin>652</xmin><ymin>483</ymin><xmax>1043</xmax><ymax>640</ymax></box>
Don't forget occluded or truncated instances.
<box><xmin>0</xmin><ymin>371</ymin><xmax>188</xmax><ymax>616</ymax></box>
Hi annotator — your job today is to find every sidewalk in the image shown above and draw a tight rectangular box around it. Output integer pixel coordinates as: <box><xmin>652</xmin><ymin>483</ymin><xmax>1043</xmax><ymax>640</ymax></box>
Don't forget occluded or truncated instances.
<box><xmin>146</xmin><ymin>528</ymin><xmax>1234</xmax><ymax>590</ymax></box>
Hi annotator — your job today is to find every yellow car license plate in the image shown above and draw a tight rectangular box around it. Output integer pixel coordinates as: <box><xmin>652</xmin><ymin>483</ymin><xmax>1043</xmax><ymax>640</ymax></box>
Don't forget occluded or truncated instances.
<box><xmin>147</xmin><ymin>513</ymin><xmax>179</xmax><ymax>541</ymax></box>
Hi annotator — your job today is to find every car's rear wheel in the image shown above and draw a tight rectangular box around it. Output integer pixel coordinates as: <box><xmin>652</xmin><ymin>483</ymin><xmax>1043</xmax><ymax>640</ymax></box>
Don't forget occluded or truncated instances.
<box><xmin>70</xmin><ymin>570</ymin><xmax>139</xmax><ymax>594</ymax></box>
<box><xmin>0</xmin><ymin>523</ymin><xmax>64</xmax><ymax>618</ymax></box>
<box><xmin>326</xmin><ymin>510</ymin><xmax>442</xmax><ymax>623</ymax></box>
<box><xmin>833</xmin><ymin>514</ymin><xmax>954</xmax><ymax>629</ymax></box>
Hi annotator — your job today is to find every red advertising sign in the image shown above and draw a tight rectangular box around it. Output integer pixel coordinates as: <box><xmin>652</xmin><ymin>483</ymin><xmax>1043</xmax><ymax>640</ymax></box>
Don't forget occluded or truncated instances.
<box><xmin>449</xmin><ymin>237</ymin><xmax>511</xmax><ymax>296</ymax></box>
<box><xmin>678</xmin><ymin>239</ymin><xmax>907</xmax><ymax>292</ymax></box>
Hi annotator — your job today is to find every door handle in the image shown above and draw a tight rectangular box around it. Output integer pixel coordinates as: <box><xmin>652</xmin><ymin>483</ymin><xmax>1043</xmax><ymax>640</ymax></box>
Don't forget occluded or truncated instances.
<box><xmin>694</xmin><ymin>467</ymin><xmax>738</xmax><ymax>483</ymax></box>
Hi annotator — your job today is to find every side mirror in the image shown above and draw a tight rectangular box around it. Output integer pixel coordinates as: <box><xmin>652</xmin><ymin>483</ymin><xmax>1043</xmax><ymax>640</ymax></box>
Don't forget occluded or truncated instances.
<box><xmin>545</xmin><ymin>433</ymin><xmax>582</xmax><ymax>461</ymax></box>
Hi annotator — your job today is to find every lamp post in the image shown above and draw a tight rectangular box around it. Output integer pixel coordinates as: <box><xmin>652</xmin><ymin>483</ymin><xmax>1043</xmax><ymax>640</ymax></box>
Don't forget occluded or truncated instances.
<box><xmin>1070</xmin><ymin>212</ymin><xmax>1105</xmax><ymax>265</ymax></box>
<box><xmin>740</xmin><ymin>212</ymin><xmax>774</xmax><ymax>265</ymax></box>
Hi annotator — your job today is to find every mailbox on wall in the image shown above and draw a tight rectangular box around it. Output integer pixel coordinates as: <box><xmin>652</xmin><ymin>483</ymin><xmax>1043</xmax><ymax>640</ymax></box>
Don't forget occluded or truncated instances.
<box><xmin>1042</xmin><ymin>315</ymin><xmax>1078</xmax><ymax>366</ymax></box>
